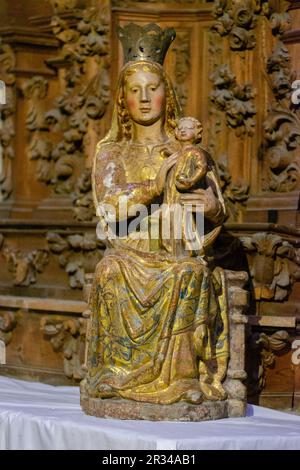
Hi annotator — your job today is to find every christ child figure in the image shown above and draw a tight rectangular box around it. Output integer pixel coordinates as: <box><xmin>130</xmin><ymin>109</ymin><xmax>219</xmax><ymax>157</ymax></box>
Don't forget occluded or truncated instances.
<box><xmin>174</xmin><ymin>116</ymin><xmax>207</xmax><ymax>192</ymax></box>
<box><xmin>162</xmin><ymin>116</ymin><xmax>208</xmax><ymax>257</ymax></box>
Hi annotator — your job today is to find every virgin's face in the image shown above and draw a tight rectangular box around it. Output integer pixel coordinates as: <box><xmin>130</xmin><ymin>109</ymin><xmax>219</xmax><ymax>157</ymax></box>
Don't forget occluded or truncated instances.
<box><xmin>124</xmin><ymin>70</ymin><xmax>166</xmax><ymax>126</ymax></box>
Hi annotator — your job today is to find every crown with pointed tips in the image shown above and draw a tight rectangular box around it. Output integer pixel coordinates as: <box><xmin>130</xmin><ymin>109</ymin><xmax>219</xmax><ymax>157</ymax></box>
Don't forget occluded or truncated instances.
<box><xmin>117</xmin><ymin>23</ymin><xmax>176</xmax><ymax>66</ymax></box>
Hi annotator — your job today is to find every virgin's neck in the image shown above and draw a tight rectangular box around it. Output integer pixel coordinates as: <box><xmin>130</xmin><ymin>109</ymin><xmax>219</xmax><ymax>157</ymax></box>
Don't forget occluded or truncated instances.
<box><xmin>131</xmin><ymin>119</ymin><xmax>168</xmax><ymax>145</ymax></box>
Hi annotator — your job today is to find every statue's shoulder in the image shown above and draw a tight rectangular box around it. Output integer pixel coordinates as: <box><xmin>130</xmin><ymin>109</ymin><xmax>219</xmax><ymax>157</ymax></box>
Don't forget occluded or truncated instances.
<box><xmin>95</xmin><ymin>142</ymin><xmax>123</xmax><ymax>163</ymax></box>
<box><xmin>198</xmin><ymin>145</ymin><xmax>217</xmax><ymax>171</ymax></box>
<box><xmin>184</xmin><ymin>145</ymin><xmax>207</xmax><ymax>160</ymax></box>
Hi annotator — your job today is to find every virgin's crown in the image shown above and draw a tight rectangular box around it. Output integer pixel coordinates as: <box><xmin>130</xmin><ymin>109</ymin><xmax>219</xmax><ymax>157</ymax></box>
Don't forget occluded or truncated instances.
<box><xmin>117</xmin><ymin>23</ymin><xmax>176</xmax><ymax>65</ymax></box>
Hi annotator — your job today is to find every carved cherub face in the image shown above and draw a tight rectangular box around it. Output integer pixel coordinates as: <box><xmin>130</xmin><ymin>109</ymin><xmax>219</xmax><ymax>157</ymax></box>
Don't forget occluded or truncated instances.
<box><xmin>124</xmin><ymin>68</ymin><xmax>166</xmax><ymax>126</ymax></box>
<box><xmin>175</xmin><ymin>117</ymin><xmax>202</xmax><ymax>144</ymax></box>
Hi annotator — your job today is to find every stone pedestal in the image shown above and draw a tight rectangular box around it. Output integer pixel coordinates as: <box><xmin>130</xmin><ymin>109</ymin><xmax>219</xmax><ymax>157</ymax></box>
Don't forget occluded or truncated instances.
<box><xmin>80</xmin><ymin>393</ymin><xmax>229</xmax><ymax>422</ymax></box>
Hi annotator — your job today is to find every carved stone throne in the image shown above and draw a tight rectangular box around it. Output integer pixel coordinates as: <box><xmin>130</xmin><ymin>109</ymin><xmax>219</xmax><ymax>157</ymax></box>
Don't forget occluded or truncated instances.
<box><xmin>80</xmin><ymin>269</ymin><xmax>248</xmax><ymax>422</ymax></box>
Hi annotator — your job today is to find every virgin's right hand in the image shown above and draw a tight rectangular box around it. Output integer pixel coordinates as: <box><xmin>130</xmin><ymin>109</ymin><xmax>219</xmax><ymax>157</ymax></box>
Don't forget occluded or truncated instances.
<box><xmin>155</xmin><ymin>152</ymin><xmax>179</xmax><ymax>194</ymax></box>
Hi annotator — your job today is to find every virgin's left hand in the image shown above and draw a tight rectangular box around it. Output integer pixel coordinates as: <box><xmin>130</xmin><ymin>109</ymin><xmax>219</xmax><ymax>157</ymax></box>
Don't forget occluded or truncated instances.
<box><xmin>179</xmin><ymin>186</ymin><xmax>221</xmax><ymax>221</ymax></box>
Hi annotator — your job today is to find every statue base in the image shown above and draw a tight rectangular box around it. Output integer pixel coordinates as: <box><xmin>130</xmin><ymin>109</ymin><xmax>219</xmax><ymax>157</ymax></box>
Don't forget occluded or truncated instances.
<box><xmin>80</xmin><ymin>393</ymin><xmax>246</xmax><ymax>421</ymax></box>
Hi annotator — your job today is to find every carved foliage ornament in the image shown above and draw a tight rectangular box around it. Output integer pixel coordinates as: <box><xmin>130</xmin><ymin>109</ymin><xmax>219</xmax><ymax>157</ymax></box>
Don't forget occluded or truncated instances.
<box><xmin>0</xmin><ymin>41</ymin><xmax>16</xmax><ymax>201</ymax></box>
<box><xmin>241</xmin><ymin>232</ymin><xmax>300</xmax><ymax>301</ymax></box>
<box><xmin>3</xmin><ymin>247</ymin><xmax>49</xmax><ymax>287</ymax></box>
<box><xmin>0</xmin><ymin>311</ymin><xmax>17</xmax><ymax>345</ymax></box>
<box><xmin>41</xmin><ymin>316</ymin><xmax>86</xmax><ymax>380</ymax></box>
<box><xmin>23</xmin><ymin>77</ymin><xmax>48</xmax><ymax>132</ymax></box>
<box><xmin>217</xmin><ymin>158</ymin><xmax>249</xmax><ymax>221</ymax></box>
<box><xmin>261</xmin><ymin>42</ymin><xmax>300</xmax><ymax>192</ymax></box>
<box><xmin>25</xmin><ymin>2</ymin><xmax>110</xmax><ymax>194</ymax></box>
<box><xmin>262</xmin><ymin>107</ymin><xmax>300</xmax><ymax>191</ymax></box>
<box><xmin>210</xmin><ymin>64</ymin><xmax>256</xmax><ymax>136</ymax></box>
<box><xmin>46</xmin><ymin>231</ymin><xmax>103</xmax><ymax>289</ymax></box>
<box><xmin>112</xmin><ymin>0</ymin><xmax>207</xmax><ymax>4</ymax></box>
<box><xmin>46</xmin><ymin>0</ymin><xmax>85</xmax><ymax>13</ymax></box>
<box><xmin>213</xmin><ymin>0</ymin><xmax>291</xmax><ymax>51</ymax></box>
<box><xmin>71</xmin><ymin>167</ymin><xmax>94</xmax><ymax>221</ymax></box>
<box><xmin>247</xmin><ymin>329</ymin><xmax>290</xmax><ymax>395</ymax></box>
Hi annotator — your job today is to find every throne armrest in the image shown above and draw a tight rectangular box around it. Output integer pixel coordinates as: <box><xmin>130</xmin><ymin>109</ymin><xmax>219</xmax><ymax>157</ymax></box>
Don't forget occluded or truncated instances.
<box><xmin>224</xmin><ymin>269</ymin><xmax>249</xmax><ymax>417</ymax></box>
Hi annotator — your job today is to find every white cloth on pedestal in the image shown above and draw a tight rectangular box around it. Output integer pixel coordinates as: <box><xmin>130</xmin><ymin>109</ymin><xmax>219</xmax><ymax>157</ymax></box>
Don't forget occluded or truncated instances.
<box><xmin>0</xmin><ymin>375</ymin><xmax>300</xmax><ymax>450</ymax></box>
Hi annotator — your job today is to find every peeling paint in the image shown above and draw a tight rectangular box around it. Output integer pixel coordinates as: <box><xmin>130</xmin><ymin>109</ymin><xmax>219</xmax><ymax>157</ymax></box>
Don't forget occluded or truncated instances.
<box><xmin>103</xmin><ymin>162</ymin><xmax>116</xmax><ymax>188</ymax></box>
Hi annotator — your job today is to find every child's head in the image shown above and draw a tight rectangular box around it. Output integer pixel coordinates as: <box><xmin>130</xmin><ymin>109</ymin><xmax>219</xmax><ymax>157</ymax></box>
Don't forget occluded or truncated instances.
<box><xmin>175</xmin><ymin>117</ymin><xmax>203</xmax><ymax>144</ymax></box>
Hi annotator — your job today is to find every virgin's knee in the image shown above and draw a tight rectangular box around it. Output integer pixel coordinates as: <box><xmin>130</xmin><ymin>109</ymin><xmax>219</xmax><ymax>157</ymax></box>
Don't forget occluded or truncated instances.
<box><xmin>95</xmin><ymin>256</ymin><xmax>121</xmax><ymax>284</ymax></box>
<box><xmin>175</xmin><ymin>260</ymin><xmax>207</xmax><ymax>278</ymax></box>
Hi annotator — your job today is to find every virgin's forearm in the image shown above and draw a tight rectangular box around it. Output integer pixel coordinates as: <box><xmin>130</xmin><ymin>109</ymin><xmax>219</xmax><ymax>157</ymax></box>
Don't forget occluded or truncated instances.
<box><xmin>99</xmin><ymin>179</ymin><xmax>158</xmax><ymax>221</ymax></box>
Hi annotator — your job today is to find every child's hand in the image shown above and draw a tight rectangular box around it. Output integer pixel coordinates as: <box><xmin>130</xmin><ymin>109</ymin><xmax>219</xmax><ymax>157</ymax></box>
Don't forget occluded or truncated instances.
<box><xmin>175</xmin><ymin>174</ymin><xmax>198</xmax><ymax>191</ymax></box>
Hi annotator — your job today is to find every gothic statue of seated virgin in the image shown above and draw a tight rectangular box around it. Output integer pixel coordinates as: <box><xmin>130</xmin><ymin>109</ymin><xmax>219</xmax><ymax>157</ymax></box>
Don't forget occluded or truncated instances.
<box><xmin>80</xmin><ymin>23</ymin><xmax>248</xmax><ymax>421</ymax></box>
